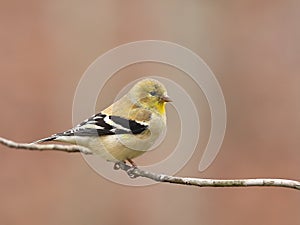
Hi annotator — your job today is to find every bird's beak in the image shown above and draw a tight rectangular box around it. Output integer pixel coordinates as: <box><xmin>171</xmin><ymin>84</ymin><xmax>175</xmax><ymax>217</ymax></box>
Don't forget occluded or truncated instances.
<box><xmin>161</xmin><ymin>95</ymin><xmax>172</xmax><ymax>102</ymax></box>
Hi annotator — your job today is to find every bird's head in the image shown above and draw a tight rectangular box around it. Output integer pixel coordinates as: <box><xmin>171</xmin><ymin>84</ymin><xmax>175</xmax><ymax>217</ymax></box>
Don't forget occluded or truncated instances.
<box><xmin>128</xmin><ymin>78</ymin><xmax>172</xmax><ymax>114</ymax></box>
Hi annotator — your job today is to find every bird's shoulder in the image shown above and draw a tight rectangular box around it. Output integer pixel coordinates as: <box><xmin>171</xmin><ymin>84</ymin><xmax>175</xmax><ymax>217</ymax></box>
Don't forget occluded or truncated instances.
<box><xmin>102</xmin><ymin>95</ymin><xmax>152</xmax><ymax>123</ymax></box>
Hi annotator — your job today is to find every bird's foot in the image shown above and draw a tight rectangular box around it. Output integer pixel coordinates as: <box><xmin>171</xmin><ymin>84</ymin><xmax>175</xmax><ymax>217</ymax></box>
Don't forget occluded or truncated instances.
<box><xmin>113</xmin><ymin>161</ymin><xmax>127</xmax><ymax>170</ymax></box>
<box><xmin>126</xmin><ymin>166</ymin><xmax>139</xmax><ymax>179</ymax></box>
<box><xmin>113</xmin><ymin>160</ymin><xmax>139</xmax><ymax>179</ymax></box>
<box><xmin>125</xmin><ymin>158</ymin><xmax>139</xmax><ymax>178</ymax></box>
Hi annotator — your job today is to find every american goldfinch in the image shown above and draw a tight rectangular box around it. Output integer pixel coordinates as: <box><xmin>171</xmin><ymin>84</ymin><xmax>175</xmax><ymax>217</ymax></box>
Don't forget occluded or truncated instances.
<box><xmin>34</xmin><ymin>78</ymin><xmax>171</xmax><ymax>166</ymax></box>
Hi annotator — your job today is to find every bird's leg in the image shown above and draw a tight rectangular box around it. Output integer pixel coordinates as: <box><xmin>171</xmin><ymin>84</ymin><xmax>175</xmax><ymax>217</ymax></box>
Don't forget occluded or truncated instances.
<box><xmin>126</xmin><ymin>158</ymin><xmax>139</xmax><ymax>178</ymax></box>
<box><xmin>127</xmin><ymin>158</ymin><xmax>137</xmax><ymax>168</ymax></box>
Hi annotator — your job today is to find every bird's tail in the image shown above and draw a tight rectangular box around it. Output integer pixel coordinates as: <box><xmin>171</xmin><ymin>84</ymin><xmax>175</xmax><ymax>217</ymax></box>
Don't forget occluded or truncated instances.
<box><xmin>32</xmin><ymin>136</ymin><xmax>57</xmax><ymax>144</ymax></box>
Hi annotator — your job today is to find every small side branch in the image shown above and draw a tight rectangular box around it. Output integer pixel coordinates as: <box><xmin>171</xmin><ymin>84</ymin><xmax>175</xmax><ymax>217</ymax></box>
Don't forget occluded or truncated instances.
<box><xmin>1</xmin><ymin>137</ymin><xmax>300</xmax><ymax>191</ymax></box>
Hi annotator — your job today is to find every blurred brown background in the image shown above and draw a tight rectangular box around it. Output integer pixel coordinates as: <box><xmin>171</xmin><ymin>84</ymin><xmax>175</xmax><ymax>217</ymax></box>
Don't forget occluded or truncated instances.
<box><xmin>1</xmin><ymin>1</ymin><xmax>300</xmax><ymax>225</ymax></box>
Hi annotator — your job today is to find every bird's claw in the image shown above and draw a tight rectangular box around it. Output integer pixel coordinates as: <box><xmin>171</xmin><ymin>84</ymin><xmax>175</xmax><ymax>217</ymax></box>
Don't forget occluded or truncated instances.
<box><xmin>113</xmin><ymin>161</ymin><xmax>139</xmax><ymax>179</ymax></box>
<box><xmin>126</xmin><ymin>166</ymin><xmax>139</xmax><ymax>179</ymax></box>
<box><xmin>113</xmin><ymin>161</ymin><xmax>126</xmax><ymax>170</ymax></box>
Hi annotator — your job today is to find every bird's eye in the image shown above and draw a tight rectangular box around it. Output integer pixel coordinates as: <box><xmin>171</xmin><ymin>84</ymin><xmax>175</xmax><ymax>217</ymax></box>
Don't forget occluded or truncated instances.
<box><xmin>149</xmin><ymin>91</ymin><xmax>157</xmax><ymax>96</ymax></box>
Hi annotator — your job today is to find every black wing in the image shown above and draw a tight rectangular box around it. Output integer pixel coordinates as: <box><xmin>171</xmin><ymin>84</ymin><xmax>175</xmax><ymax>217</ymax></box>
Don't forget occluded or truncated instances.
<box><xmin>57</xmin><ymin>113</ymin><xmax>148</xmax><ymax>137</ymax></box>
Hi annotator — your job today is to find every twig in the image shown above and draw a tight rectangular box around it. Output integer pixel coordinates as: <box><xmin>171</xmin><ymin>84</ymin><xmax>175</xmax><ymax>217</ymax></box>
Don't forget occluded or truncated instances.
<box><xmin>0</xmin><ymin>137</ymin><xmax>92</xmax><ymax>154</ymax></box>
<box><xmin>1</xmin><ymin>137</ymin><xmax>300</xmax><ymax>191</ymax></box>
<box><xmin>113</xmin><ymin>162</ymin><xmax>300</xmax><ymax>190</ymax></box>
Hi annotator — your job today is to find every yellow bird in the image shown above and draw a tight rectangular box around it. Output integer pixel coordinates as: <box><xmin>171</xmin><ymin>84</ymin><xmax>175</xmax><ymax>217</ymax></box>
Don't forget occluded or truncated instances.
<box><xmin>34</xmin><ymin>78</ymin><xmax>171</xmax><ymax>166</ymax></box>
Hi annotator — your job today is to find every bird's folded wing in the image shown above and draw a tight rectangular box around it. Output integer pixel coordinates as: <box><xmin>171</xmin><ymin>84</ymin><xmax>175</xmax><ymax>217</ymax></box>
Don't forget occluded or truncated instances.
<box><xmin>57</xmin><ymin>113</ymin><xmax>148</xmax><ymax>137</ymax></box>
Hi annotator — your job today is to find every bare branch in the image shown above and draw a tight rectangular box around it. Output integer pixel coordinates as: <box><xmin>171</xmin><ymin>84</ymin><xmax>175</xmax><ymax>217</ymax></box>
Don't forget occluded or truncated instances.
<box><xmin>113</xmin><ymin>162</ymin><xmax>300</xmax><ymax>191</ymax></box>
<box><xmin>1</xmin><ymin>137</ymin><xmax>300</xmax><ymax>191</ymax></box>
<box><xmin>0</xmin><ymin>137</ymin><xmax>92</xmax><ymax>154</ymax></box>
